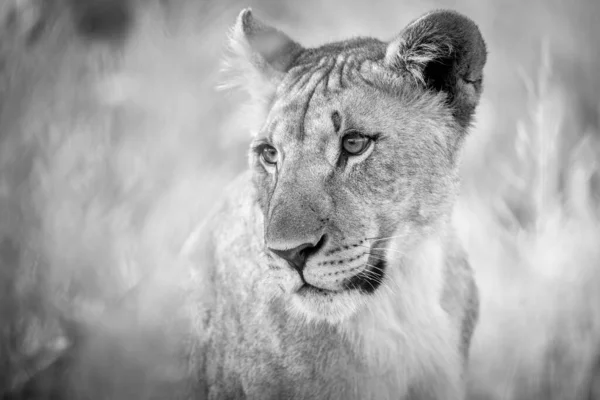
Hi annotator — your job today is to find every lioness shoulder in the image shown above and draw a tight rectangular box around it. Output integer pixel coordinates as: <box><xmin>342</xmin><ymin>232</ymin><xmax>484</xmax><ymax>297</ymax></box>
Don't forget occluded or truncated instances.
<box><xmin>186</xmin><ymin>8</ymin><xmax>486</xmax><ymax>400</ymax></box>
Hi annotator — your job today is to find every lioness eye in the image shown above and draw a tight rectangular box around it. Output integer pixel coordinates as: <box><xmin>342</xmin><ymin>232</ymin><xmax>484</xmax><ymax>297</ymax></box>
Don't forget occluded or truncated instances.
<box><xmin>261</xmin><ymin>145</ymin><xmax>279</xmax><ymax>165</ymax></box>
<box><xmin>342</xmin><ymin>132</ymin><xmax>370</xmax><ymax>155</ymax></box>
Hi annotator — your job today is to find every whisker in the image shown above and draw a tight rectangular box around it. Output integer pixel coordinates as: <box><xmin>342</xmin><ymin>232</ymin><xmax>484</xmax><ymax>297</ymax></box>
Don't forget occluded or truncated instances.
<box><xmin>359</xmin><ymin>264</ymin><xmax>385</xmax><ymax>283</ymax></box>
<box><xmin>372</xmin><ymin>247</ymin><xmax>407</xmax><ymax>255</ymax></box>
<box><xmin>356</xmin><ymin>269</ymin><xmax>379</xmax><ymax>292</ymax></box>
<box><xmin>358</xmin><ymin>244</ymin><xmax>407</xmax><ymax>255</ymax></box>
<box><xmin>364</xmin><ymin>262</ymin><xmax>384</xmax><ymax>275</ymax></box>
<box><xmin>357</xmin><ymin>243</ymin><xmax>384</xmax><ymax>251</ymax></box>
<box><xmin>356</xmin><ymin>268</ymin><xmax>383</xmax><ymax>282</ymax></box>
<box><xmin>364</xmin><ymin>252</ymin><xmax>387</xmax><ymax>262</ymax></box>
<box><xmin>359</xmin><ymin>276</ymin><xmax>383</xmax><ymax>289</ymax></box>
<box><xmin>354</xmin><ymin>264</ymin><xmax>379</xmax><ymax>277</ymax></box>
<box><xmin>364</xmin><ymin>234</ymin><xmax>406</xmax><ymax>242</ymax></box>
<box><xmin>359</xmin><ymin>244</ymin><xmax>404</xmax><ymax>254</ymax></box>
<box><xmin>363</xmin><ymin>262</ymin><xmax>403</xmax><ymax>294</ymax></box>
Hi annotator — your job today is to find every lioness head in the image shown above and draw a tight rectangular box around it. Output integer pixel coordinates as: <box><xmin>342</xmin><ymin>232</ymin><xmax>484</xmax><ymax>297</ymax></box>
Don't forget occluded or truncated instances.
<box><xmin>226</xmin><ymin>9</ymin><xmax>486</xmax><ymax>323</ymax></box>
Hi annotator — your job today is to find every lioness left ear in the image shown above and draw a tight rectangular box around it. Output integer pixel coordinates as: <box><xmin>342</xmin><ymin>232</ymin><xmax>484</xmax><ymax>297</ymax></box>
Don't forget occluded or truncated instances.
<box><xmin>385</xmin><ymin>10</ymin><xmax>487</xmax><ymax>127</ymax></box>
<box><xmin>222</xmin><ymin>9</ymin><xmax>304</xmax><ymax>102</ymax></box>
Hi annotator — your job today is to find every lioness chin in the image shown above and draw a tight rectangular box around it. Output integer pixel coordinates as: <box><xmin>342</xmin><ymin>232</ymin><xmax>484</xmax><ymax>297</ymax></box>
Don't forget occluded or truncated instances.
<box><xmin>186</xmin><ymin>8</ymin><xmax>486</xmax><ymax>400</ymax></box>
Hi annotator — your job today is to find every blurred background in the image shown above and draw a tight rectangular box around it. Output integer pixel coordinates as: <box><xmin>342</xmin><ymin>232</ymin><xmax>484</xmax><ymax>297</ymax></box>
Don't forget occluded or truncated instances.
<box><xmin>0</xmin><ymin>0</ymin><xmax>599</xmax><ymax>398</ymax></box>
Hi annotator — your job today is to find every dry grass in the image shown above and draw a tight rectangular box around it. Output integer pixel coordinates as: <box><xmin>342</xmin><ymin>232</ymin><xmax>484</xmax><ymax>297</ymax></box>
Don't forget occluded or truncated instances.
<box><xmin>458</xmin><ymin>43</ymin><xmax>600</xmax><ymax>399</ymax></box>
<box><xmin>0</xmin><ymin>0</ymin><xmax>599</xmax><ymax>398</ymax></box>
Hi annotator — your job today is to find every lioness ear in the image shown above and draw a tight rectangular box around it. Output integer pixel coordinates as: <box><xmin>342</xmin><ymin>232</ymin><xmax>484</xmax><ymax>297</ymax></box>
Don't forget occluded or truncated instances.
<box><xmin>221</xmin><ymin>9</ymin><xmax>304</xmax><ymax>101</ymax></box>
<box><xmin>385</xmin><ymin>10</ymin><xmax>487</xmax><ymax>127</ymax></box>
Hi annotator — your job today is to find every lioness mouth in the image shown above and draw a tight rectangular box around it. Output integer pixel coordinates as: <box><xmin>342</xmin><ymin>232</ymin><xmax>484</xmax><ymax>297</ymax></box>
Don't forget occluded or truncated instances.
<box><xmin>343</xmin><ymin>255</ymin><xmax>386</xmax><ymax>294</ymax></box>
<box><xmin>297</xmin><ymin>248</ymin><xmax>387</xmax><ymax>296</ymax></box>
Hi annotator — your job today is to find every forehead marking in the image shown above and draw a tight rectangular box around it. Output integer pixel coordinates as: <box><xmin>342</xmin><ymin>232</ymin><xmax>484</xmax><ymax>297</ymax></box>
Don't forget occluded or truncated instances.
<box><xmin>275</xmin><ymin>58</ymin><xmax>334</xmax><ymax>141</ymax></box>
<box><xmin>331</xmin><ymin>111</ymin><xmax>342</xmax><ymax>133</ymax></box>
<box><xmin>271</xmin><ymin>55</ymin><xmax>374</xmax><ymax>142</ymax></box>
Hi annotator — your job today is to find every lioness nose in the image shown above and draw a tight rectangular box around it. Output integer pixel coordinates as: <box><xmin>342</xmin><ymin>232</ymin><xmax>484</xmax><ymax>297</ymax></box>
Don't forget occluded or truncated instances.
<box><xmin>269</xmin><ymin>235</ymin><xmax>326</xmax><ymax>272</ymax></box>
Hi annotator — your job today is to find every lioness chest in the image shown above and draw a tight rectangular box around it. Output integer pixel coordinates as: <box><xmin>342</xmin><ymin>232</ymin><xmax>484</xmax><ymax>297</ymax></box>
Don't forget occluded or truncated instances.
<box><xmin>205</xmin><ymin>293</ymin><xmax>456</xmax><ymax>400</ymax></box>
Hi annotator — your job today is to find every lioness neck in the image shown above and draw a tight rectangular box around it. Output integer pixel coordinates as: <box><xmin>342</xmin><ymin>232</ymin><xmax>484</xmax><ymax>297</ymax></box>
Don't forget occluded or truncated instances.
<box><xmin>340</xmin><ymin>229</ymin><xmax>461</xmax><ymax>384</ymax></box>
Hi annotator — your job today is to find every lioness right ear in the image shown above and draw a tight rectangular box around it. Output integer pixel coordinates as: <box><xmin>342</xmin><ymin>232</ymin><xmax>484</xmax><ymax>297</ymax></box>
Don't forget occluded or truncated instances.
<box><xmin>221</xmin><ymin>9</ymin><xmax>304</xmax><ymax>102</ymax></box>
<box><xmin>385</xmin><ymin>10</ymin><xmax>487</xmax><ymax>127</ymax></box>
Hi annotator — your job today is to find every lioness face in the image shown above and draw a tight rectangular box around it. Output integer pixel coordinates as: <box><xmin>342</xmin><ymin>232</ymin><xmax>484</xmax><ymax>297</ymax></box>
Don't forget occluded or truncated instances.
<box><xmin>229</xmin><ymin>10</ymin><xmax>486</xmax><ymax>323</ymax></box>
<box><xmin>251</xmin><ymin>57</ymin><xmax>458</xmax><ymax>322</ymax></box>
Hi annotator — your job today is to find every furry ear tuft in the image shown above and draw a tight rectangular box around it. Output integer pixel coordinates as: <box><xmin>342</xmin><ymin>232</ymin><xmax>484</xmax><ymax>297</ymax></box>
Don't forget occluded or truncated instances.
<box><xmin>385</xmin><ymin>10</ymin><xmax>487</xmax><ymax>127</ymax></box>
<box><xmin>219</xmin><ymin>9</ymin><xmax>303</xmax><ymax>102</ymax></box>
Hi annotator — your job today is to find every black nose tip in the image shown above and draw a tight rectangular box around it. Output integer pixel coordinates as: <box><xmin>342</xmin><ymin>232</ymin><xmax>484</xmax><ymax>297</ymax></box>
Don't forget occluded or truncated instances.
<box><xmin>270</xmin><ymin>236</ymin><xmax>326</xmax><ymax>272</ymax></box>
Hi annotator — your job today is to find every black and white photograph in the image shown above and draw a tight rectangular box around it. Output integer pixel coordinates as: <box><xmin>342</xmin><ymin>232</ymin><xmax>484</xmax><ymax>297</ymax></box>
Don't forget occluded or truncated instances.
<box><xmin>1</xmin><ymin>0</ymin><xmax>599</xmax><ymax>399</ymax></box>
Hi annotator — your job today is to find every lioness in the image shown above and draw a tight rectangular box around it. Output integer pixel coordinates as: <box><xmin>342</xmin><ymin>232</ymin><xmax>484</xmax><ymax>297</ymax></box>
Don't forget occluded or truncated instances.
<box><xmin>186</xmin><ymin>8</ymin><xmax>487</xmax><ymax>400</ymax></box>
